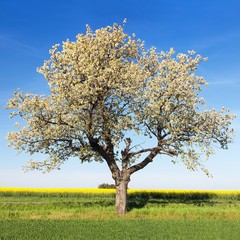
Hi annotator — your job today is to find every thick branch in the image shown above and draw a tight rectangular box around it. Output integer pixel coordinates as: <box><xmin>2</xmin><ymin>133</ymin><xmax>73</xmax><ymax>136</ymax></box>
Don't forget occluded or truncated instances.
<box><xmin>121</xmin><ymin>138</ymin><xmax>132</xmax><ymax>171</ymax></box>
<box><xmin>128</xmin><ymin>144</ymin><xmax>178</xmax><ymax>175</ymax></box>
<box><xmin>128</xmin><ymin>149</ymin><xmax>159</xmax><ymax>175</ymax></box>
<box><xmin>88</xmin><ymin>136</ymin><xmax>120</xmax><ymax>179</ymax></box>
<box><xmin>129</xmin><ymin>147</ymin><xmax>157</xmax><ymax>157</ymax></box>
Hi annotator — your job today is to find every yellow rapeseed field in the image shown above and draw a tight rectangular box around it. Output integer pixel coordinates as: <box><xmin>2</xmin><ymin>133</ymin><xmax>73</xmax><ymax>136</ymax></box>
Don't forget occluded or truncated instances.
<box><xmin>0</xmin><ymin>187</ymin><xmax>115</xmax><ymax>194</ymax></box>
<box><xmin>0</xmin><ymin>187</ymin><xmax>239</xmax><ymax>195</ymax></box>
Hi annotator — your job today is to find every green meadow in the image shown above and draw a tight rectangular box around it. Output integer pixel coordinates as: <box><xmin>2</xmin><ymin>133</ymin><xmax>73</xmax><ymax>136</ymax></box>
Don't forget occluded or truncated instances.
<box><xmin>0</xmin><ymin>189</ymin><xmax>240</xmax><ymax>239</ymax></box>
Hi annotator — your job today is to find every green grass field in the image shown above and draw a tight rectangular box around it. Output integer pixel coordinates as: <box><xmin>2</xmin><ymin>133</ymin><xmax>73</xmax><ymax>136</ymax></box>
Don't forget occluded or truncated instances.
<box><xmin>0</xmin><ymin>189</ymin><xmax>240</xmax><ymax>239</ymax></box>
<box><xmin>1</xmin><ymin>219</ymin><xmax>240</xmax><ymax>240</ymax></box>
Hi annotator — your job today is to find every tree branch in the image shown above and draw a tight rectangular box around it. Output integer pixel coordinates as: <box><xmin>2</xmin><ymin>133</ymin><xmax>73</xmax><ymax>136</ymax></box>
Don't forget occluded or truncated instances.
<box><xmin>129</xmin><ymin>147</ymin><xmax>157</xmax><ymax>157</ymax></box>
<box><xmin>88</xmin><ymin>136</ymin><xmax>120</xmax><ymax>179</ymax></box>
<box><xmin>128</xmin><ymin>145</ymin><xmax>178</xmax><ymax>175</ymax></box>
<box><xmin>128</xmin><ymin>149</ymin><xmax>159</xmax><ymax>175</ymax></box>
<box><xmin>121</xmin><ymin>138</ymin><xmax>132</xmax><ymax>171</ymax></box>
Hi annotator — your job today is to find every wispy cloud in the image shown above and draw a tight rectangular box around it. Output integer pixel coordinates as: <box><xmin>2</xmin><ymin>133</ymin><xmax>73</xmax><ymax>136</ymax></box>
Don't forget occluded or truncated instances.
<box><xmin>193</xmin><ymin>31</ymin><xmax>240</xmax><ymax>52</ymax></box>
<box><xmin>207</xmin><ymin>80</ymin><xmax>238</xmax><ymax>86</ymax></box>
<box><xmin>0</xmin><ymin>34</ymin><xmax>43</xmax><ymax>57</ymax></box>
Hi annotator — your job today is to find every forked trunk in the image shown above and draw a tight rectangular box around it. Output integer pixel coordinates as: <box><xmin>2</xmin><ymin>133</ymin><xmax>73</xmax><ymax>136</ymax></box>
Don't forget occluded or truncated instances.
<box><xmin>115</xmin><ymin>179</ymin><xmax>129</xmax><ymax>214</ymax></box>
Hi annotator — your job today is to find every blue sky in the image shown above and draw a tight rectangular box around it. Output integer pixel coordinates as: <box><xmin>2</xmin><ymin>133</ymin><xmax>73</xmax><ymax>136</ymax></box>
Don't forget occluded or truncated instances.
<box><xmin>0</xmin><ymin>0</ymin><xmax>239</xmax><ymax>189</ymax></box>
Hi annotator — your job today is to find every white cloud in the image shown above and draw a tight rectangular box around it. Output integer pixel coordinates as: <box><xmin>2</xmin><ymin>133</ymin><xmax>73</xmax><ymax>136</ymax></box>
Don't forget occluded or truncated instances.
<box><xmin>207</xmin><ymin>80</ymin><xmax>238</xmax><ymax>86</ymax></box>
<box><xmin>0</xmin><ymin>34</ymin><xmax>42</xmax><ymax>57</ymax></box>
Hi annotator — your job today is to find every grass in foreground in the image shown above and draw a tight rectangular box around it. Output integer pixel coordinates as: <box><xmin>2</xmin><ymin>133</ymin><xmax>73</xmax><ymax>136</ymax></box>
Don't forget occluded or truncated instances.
<box><xmin>0</xmin><ymin>188</ymin><xmax>240</xmax><ymax>239</ymax></box>
<box><xmin>1</xmin><ymin>219</ymin><xmax>240</xmax><ymax>240</ymax></box>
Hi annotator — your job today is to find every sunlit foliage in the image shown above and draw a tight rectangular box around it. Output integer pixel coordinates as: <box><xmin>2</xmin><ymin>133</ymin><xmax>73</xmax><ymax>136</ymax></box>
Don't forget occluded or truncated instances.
<box><xmin>6</xmin><ymin>21</ymin><xmax>235</xmax><ymax>198</ymax></box>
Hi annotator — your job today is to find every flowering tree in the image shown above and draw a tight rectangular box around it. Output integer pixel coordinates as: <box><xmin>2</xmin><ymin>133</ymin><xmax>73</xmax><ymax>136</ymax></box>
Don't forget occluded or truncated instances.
<box><xmin>6</xmin><ymin>22</ymin><xmax>235</xmax><ymax>214</ymax></box>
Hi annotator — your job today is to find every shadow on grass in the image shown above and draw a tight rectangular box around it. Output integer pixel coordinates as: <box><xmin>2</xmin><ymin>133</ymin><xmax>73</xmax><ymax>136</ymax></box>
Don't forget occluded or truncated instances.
<box><xmin>127</xmin><ymin>192</ymin><xmax>218</xmax><ymax>211</ymax></box>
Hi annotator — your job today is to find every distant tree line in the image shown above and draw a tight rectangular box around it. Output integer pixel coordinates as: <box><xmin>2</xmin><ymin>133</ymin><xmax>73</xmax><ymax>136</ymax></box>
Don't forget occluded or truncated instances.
<box><xmin>98</xmin><ymin>183</ymin><xmax>116</xmax><ymax>189</ymax></box>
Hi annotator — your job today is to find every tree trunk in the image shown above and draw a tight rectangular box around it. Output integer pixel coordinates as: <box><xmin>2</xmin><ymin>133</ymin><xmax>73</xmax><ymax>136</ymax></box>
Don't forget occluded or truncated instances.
<box><xmin>115</xmin><ymin>178</ymin><xmax>129</xmax><ymax>214</ymax></box>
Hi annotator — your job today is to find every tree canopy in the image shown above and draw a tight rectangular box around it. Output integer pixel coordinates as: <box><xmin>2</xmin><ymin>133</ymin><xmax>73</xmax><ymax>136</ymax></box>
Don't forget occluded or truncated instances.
<box><xmin>6</xmin><ymin>22</ymin><xmax>235</xmax><ymax>213</ymax></box>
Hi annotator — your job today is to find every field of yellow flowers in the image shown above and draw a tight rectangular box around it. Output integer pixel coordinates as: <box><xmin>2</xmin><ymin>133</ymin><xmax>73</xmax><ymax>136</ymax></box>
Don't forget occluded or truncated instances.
<box><xmin>1</xmin><ymin>187</ymin><xmax>239</xmax><ymax>195</ymax></box>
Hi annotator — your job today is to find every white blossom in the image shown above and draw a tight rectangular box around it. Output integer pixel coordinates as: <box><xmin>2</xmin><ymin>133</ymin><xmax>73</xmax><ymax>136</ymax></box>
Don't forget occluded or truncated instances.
<box><xmin>6</xmin><ymin>22</ymin><xmax>235</xmax><ymax>175</ymax></box>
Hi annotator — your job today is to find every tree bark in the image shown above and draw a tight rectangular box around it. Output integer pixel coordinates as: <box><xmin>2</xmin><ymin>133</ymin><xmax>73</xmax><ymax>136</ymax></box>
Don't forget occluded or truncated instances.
<box><xmin>115</xmin><ymin>175</ymin><xmax>130</xmax><ymax>214</ymax></box>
